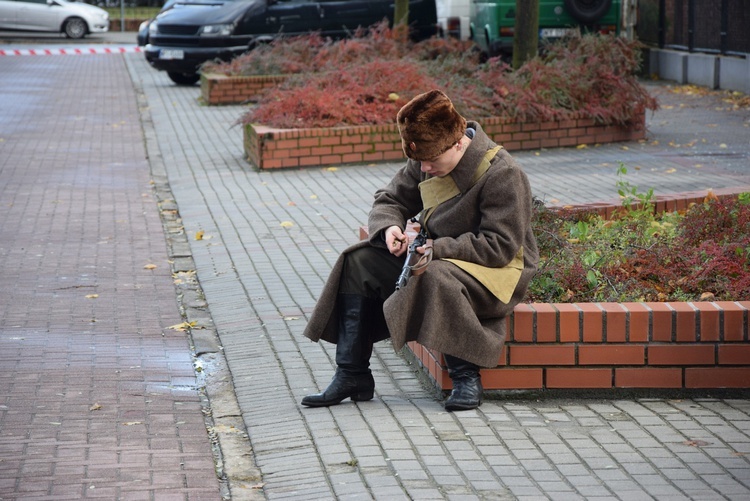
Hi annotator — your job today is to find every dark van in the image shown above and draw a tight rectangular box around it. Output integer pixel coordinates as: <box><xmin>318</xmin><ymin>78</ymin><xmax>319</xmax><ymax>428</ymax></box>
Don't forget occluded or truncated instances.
<box><xmin>143</xmin><ymin>0</ymin><xmax>439</xmax><ymax>85</ymax></box>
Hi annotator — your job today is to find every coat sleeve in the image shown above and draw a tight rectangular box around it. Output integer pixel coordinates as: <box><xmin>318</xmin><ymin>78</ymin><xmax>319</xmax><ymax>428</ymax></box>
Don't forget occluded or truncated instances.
<box><xmin>367</xmin><ymin>160</ymin><xmax>424</xmax><ymax>247</ymax></box>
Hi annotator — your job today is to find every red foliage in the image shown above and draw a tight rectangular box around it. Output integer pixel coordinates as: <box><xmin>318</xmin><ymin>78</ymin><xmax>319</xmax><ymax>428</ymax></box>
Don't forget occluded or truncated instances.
<box><xmin>246</xmin><ymin>59</ymin><xmax>440</xmax><ymax>128</ymax></box>
<box><xmin>239</xmin><ymin>31</ymin><xmax>657</xmax><ymax>129</ymax></box>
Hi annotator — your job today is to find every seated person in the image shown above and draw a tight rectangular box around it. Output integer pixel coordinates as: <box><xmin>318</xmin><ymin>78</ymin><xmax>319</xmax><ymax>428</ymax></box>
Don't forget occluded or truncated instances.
<box><xmin>301</xmin><ymin>90</ymin><xmax>539</xmax><ymax>411</ymax></box>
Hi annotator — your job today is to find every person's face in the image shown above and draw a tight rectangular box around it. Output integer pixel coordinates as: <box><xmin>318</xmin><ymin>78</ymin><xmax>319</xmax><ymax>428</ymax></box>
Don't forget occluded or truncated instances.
<box><xmin>419</xmin><ymin>142</ymin><xmax>461</xmax><ymax>177</ymax></box>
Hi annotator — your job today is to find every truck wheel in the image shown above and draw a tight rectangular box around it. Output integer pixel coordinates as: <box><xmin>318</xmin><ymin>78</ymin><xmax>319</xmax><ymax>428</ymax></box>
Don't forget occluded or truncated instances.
<box><xmin>564</xmin><ymin>0</ymin><xmax>613</xmax><ymax>24</ymax></box>
<box><xmin>167</xmin><ymin>72</ymin><xmax>200</xmax><ymax>86</ymax></box>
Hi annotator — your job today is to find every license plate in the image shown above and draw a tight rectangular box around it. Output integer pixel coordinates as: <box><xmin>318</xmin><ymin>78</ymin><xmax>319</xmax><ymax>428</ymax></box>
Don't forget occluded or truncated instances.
<box><xmin>159</xmin><ymin>49</ymin><xmax>184</xmax><ymax>60</ymax></box>
<box><xmin>540</xmin><ymin>28</ymin><xmax>574</xmax><ymax>38</ymax></box>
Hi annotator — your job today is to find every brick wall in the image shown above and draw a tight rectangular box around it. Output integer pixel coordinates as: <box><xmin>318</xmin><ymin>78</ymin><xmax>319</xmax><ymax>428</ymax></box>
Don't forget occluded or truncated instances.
<box><xmin>244</xmin><ymin>115</ymin><xmax>646</xmax><ymax>170</ymax></box>
<box><xmin>360</xmin><ymin>189</ymin><xmax>750</xmax><ymax>391</ymax></box>
<box><xmin>200</xmin><ymin>74</ymin><xmax>287</xmax><ymax>106</ymax></box>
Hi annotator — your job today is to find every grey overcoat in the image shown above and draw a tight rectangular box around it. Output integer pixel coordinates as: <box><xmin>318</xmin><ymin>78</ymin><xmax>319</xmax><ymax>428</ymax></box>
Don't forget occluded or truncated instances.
<box><xmin>302</xmin><ymin>122</ymin><xmax>539</xmax><ymax>368</ymax></box>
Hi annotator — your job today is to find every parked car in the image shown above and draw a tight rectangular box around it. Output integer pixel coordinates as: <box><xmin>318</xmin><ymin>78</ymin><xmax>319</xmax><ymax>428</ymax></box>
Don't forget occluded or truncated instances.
<box><xmin>141</xmin><ymin>0</ymin><xmax>439</xmax><ymax>86</ymax></box>
<box><xmin>470</xmin><ymin>0</ymin><xmax>621</xmax><ymax>58</ymax></box>
<box><xmin>0</xmin><ymin>0</ymin><xmax>109</xmax><ymax>39</ymax></box>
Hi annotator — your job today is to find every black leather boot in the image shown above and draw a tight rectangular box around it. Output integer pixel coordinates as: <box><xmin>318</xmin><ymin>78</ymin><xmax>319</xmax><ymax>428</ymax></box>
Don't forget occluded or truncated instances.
<box><xmin>301</xmin><ymin>294</ymin><xmax>375</xmax><ymax>407</ymax></box>
<box><xmin>443</xmin><ymin>354</ymin><xmax>483</xmax><ymax>411</ymax></box>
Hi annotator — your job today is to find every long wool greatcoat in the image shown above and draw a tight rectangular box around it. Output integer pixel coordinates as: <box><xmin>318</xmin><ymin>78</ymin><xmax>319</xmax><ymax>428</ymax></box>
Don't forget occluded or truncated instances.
<box><xmin>302</xmin><ymin>122</ymin><xmax>539</xmax><ymax>368</ymax></box>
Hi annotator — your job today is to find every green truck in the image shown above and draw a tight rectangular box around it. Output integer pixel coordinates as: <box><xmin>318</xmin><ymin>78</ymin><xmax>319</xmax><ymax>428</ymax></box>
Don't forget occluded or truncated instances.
<box><xmin>470</xmin><ymin>0</ymin><xmax>622</xmax><ymax>58</ymax></box>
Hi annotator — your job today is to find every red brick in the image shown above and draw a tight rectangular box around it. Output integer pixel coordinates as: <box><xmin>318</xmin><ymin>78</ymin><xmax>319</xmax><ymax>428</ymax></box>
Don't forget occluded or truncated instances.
<box><xmin>579</xmin><ymin>303</ymin><xmax>603</xmax><ymax>343</ymax></box>
<box><xmin>693</xmin><ymin>302</ymin><xmax>721</xmax><ymax>341</ymax></box>
<box><xmin>622</xmin><ymin>302</ymin><xmax>650</xmax><ymax>342</ymax></box>
<box><xmin>650</xmin><ymin>303</ymin><xmax>674</xmax><ymax>341</ymax></box>
<box><xmin>533</xmin><ymin>303</ymin><xmax>557</xmax><ymax>342</ymax></box>
<box><xmin>671</xmin><ymin>302</ymin><xmax>697</xmax><ymax>342</ymax></box>
<box><xmin>481</xmin><ymin>368</ymin><xmax>544</xmax><ymax>389</ymax></box>
<box><xmin>556</xmin><ymin>304</ymin><xmax>580</xmax><ymax>342</ymax></box>
<box><xmin>512</xmin><ymin>304</ymin><xmax>534</xmax><ymax>342</ymax></box>
<box><xmin>546</xmin><ymin>368</ymin><xmax>612</xmax><ymax>388</ymax></box>
<box><xmin>718</xmin><ymin>345</ymin><xmax>750</xmax><ymax>365</ymax></box>
<box><xmin>616</xmin><ymin>368</ymin><xmax>683</xmax><ymax>388</ymax></box>
<box><xmin>648</xmin><ymin>345</ymin><xmax>715</xmax><ymax>365</ymax></box>
<box><xmin>602</xmin><ymin>303</ymin><xmax>626</xmax><ymax>342</ymax></box>
<box><xmin>716</xmin><ymin>301</ymin><xmax>747</xmax><ymax>341</ymax></box>
<box><xmin>509</xmin><ymin>345</ymin><xmax>575</xmax><ymax>366</ymax></box>
<box><xmin>579</xmin><ymin>345</ymin><xmax>645</xmax><ymax>365</ymax></box>
<box><xmin>685</xmin><ymin>368</ymin><xmax>750</xmax><ymax>388</ymax></box>
<box><xmin>521</xmin><ymin>122</ymin><xmax>541</xmax><ymax>132</ymax></box>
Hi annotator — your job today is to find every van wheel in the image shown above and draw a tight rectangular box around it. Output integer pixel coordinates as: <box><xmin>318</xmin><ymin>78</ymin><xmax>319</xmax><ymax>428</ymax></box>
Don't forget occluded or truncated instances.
<box><xmin>167</xmin><ymin>72</ymin><xmax>200</xmax><ymax>86</ymax></box>
<box><xmin>64</xmin><ymin>18</ymin><xmax>87</xmax><ymax>39</ymax></box>
<box><xmin>564</xmin><ymin>0</ymin><xmax>613</xmax><ymax>24</ymax></box>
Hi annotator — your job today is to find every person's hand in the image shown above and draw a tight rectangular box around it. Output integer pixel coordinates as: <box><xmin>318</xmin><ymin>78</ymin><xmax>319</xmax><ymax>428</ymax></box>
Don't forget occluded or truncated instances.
<box><xmin>385</xmin><ymin>225</ymin><xmax>408</xmax><ymax>256</ymax></box>
<box><xmin>410</xmin><ymin>238</ymin><xmax>433</xmax><ymax>276</ymax></box>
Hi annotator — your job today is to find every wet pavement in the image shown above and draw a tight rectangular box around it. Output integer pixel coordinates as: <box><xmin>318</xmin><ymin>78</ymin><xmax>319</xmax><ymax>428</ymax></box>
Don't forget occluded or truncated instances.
<box><xmin>1</xmin><ymin>34</ymin><xmax>749</xmax><ymax>500</ymax></box>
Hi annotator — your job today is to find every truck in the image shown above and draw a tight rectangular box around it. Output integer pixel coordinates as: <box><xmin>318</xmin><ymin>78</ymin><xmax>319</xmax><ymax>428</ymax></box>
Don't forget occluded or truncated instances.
<box><xmin>470</xmin><ymin>0</ymin><xmax>622</xmax><ymax>58</ymax></box>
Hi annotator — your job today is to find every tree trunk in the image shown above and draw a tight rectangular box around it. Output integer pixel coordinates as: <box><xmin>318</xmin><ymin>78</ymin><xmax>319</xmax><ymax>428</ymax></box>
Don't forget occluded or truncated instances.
<box><xmin>393</xmin><ymin>0</ymin><xmax>410</xmax><ymax>43</ymax></box>
<box><xmin>512</xmin><ymin>0</ymin><xmax>539</xmax><ymax>69</ymax></box>
<box><xmin>394</xmin><ymin>0</ymin><xmax>409</xmax><ymax>26</ymax></box>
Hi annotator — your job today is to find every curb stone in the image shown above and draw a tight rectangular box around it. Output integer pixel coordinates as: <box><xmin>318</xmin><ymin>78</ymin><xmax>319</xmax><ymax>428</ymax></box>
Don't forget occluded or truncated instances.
<box><xmin>131</xmin><ymin>65</ymin><xmax>265</xmax><ymax>500</ymax></box>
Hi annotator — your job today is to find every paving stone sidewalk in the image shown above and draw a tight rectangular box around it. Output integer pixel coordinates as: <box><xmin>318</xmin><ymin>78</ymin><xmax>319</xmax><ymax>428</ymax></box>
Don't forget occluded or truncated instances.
<box><xmin>123</xmin><ymin>51</ymin><xmax>750</xmax><ymax>501</ymax></box>
<box><xmin>0</xmin><ymin>44</ymin><xmax>749</xmax><ymax>501</ymax></box>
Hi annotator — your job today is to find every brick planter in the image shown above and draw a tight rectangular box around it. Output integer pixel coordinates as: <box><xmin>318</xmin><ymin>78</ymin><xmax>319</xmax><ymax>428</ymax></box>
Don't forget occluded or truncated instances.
<box><xmin>243</xmin><ymin>114</ymin><xmax>646</xmax><ymax>170</ymax></box>
<box><xmin>200</xmin><ymin>73</ymin><xmax>288</xmax><ymax>105</ymax></box>
<box><xmin>361</xmin><ymin>188</ymin><xmax>750</xmax><ymax>391</ymax></box>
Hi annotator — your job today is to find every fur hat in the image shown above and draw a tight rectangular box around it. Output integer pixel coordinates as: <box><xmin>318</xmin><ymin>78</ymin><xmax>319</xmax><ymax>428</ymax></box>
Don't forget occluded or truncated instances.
<box><xmin>397</xmin><ymin>90</ymin><xmax>467</xmax><ymax>161</ymax></box>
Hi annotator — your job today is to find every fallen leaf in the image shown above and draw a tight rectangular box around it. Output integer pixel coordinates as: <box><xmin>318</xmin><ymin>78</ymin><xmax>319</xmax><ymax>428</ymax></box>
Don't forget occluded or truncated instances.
<box><xmin>122</xmin><ymin>422</ymin><xmax>143</xmax><ymax>426</ymax></box>
<box><xmin>325</xmin><ymin>167</ymin><xmax>338</xmax><ymax>172</ymax></box>
<box><xmin>168</xmin><ymin>321</ymin><xmax>197</xmax><ymax>331</ymax></box>
<box><xmin>665</xmin><ymin>168</ymin><xmax>677</xmax><ymax>174</ymax></box>
<box><xmin>310</xmin><ymin>194</ymin><xmax>318</xmax><ymax>199</ymax></box>
<box><xmin>388</xmin><ymin>93</ymin><xmax>399</xmax><ymax>101</ymax></box>
<box><xmin>621</xmin><ymin>146</ymin><xmax>629</xmax><ymax>150</ymax></box>
<box><xmin>90</xmin><ymin>403</ymin><xmax>102</xmax><ymax>411</ymax></box>
<box><xmin>144</xmin><ymin>264</ymin><xmax>157</xmax><ymax>270</ymax></box>
<box><xmin>85</xmin><ymin>294</ymin><xmax>99</xmax><ymax>299</ymax></box>
<box><xmin>195</xmin><ymin>230</ymin><xmax>204</xmax><ymax>240</ymax></box>
<box><xmin>287</xmin><ymin>201</ymin><xmax>297</xmax><ymax>206</ymax></box>
<box><xmin>684</xmin><ymin>439</ymin><xmax>711</xmax><ymax>447</ymax></box>
<box><xmin>700</xmin><ymin>292</ymin><xmax>716</xmax><ymax>301</ymax></box>
<box><xmin>280</xmin><ymin>221</ymin><xmax>294</xmax><ymax>228</ymax></box>
<box><xmin>719</xmin><ymin>143</ymin><xmax>728</xmax><ymax>149</ymax></box>
<box><xmin>576</xmin><ymin>144</ymin><xmax>587</xmax><ymax>149</ymax></box>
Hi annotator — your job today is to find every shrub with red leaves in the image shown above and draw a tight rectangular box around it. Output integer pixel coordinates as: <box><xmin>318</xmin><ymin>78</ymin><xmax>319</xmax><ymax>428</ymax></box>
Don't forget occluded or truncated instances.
<box><xmin>238</xmin><ymin>30</ymin><xmax>657</xmax><ymax>129</ymax></box>
<box><xmin>247</xmin><ymin>59</ymin><xmax>440</xmax><ymax>128</ymax></box>
<box><xmin>527</xmin><ymin>194</ymin><xmax>750</xmax><ymax>303</ymax></box>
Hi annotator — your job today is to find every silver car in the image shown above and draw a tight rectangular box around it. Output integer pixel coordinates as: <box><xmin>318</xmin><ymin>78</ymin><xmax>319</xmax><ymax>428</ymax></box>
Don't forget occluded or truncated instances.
<box><xmin>0</xmin><ymin>0</ymin><xmax>109</xmax><ymax>39</ymax></box>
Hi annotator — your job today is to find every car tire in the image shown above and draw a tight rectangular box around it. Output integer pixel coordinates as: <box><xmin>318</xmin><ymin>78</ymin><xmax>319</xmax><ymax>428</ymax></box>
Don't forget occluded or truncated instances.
<box><xmin>64</xmin><ymin>17</ymin><xmax>87</xmax><ymax>39</ymax></box>
<box><xmin>564</xmin><ymin>0</ymin><xmax>613</xmax><ymax>24</ymax></box>
<box><xmin>167</xmin><ymin>72</ymin><xmax>200</xmax><ymax>86</ymax></box>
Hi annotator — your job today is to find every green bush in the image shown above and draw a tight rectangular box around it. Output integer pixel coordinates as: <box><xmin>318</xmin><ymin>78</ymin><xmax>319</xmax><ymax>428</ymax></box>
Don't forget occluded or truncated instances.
<box><xmin>528</xmin><ymin>171</ymin><xmax>750</xmax><ymax>303</ymax></box>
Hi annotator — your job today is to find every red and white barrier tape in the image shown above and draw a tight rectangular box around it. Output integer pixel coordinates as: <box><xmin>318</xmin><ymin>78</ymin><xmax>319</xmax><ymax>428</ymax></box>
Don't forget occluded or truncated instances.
<box><xmin>0</xmin><ymin>46</ymin><xmax>142</xmax><ymax>56</ymax></box>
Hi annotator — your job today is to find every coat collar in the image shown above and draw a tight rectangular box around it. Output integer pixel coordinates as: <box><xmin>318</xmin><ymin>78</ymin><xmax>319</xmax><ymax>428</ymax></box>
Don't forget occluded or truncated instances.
<box><xmin>448</xmin><ymin>121</ymin><xmax>496</xmax><ymax>193</ymax></box>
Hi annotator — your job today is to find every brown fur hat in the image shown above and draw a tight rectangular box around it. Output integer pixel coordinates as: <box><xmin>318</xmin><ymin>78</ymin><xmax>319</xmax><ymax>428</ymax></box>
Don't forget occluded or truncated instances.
<box><xmin>397</xmin><ymin>89</ymin><xmax>467</xmax><ymax>161</ymax></box>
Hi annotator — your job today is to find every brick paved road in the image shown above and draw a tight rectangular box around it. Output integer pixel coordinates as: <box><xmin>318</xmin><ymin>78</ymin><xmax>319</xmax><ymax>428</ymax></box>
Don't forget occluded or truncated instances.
<box><xmin>0</xmin><ymin>54</ymin><xmax>223</xmax><ymax>499</ymax></box>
